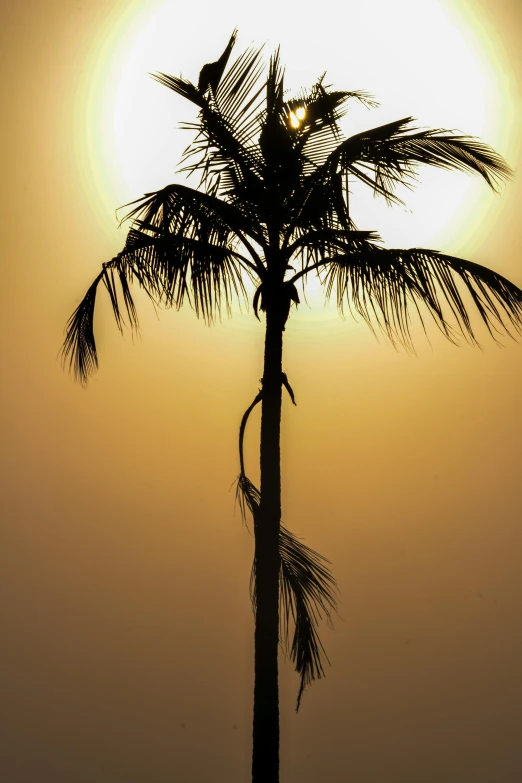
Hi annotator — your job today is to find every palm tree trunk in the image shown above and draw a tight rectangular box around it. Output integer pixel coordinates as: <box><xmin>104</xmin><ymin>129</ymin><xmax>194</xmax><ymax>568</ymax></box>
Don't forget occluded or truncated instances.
<box><xmin>252</xmin><ymin>310</ymin><xmax>284</xmax><ymax>783</ymax></box>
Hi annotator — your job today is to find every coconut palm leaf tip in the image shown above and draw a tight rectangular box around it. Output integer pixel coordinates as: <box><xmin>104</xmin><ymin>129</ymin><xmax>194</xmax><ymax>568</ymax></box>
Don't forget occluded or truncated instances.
<box><xmin>61</xmin><ymin>251</ymin><xmax>157</xmax><ymax>387</ymax></box>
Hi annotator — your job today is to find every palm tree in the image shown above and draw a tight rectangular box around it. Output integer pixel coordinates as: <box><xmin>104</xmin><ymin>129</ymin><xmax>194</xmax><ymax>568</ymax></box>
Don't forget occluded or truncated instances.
<box><xmin>62</xmin><ymin>31</ymin><xmax>522</xmax><ymax>783</ymax></box>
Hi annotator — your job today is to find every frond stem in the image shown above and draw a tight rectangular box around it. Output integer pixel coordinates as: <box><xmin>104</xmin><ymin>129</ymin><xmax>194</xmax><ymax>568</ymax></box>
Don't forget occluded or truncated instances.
<box><xmin>239</xmin><ymin>388</ymin><xmax>263</xmax><ymax>476</ymax></box>
<box><xmin>288</xmin><ymin>258</ymin><xmax>331</xmax><ymax>284</ymax></box>
<box><xmin>235</xmin><ymin>234</ymin><xmax>267</xmax><ymax>278</ymax></box>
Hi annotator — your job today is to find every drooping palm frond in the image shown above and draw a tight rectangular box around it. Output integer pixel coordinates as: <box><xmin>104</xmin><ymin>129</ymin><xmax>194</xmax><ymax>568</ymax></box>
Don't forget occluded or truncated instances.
<box><xmin>122</xmin><ymin>190</ymin><xmax>259</xmax><ymax>320</ymax></box>
<box><xmin>121</xmin><ymin>183</ymin><xmax>264</xmax><ymax>295</ymax></box>
<box><xmin>323</xmin><ymin>247</ymin><xmax>522</xmax><ymax>349</ymax></box>
<box><xmin>126</xmin><ymin>227</ymin><xmax>250</xmax><ymax>321</ymax></box>
<box><xmin>244</xmin><ymin>513</ymin><xmax>338</xmax><ymax>713</ymax></box>
<box><xmin>101</xmin><ymin>259</ymin><xmax>142</xmax><ymax>334</ymax></box>
<box><xmin>61</xmin><ymin>246</ymin><xmax>160</xmax><ymax>386</ymax></box>
<box><xmin>279</xmin><ymin>526</ymin><xmax>338</xmax><ymax>712</ymax></box>
<box><xmin>62</xmin><ymin>271</ymin><xmax>104</xmax><ymax>385</ymax></box>
<box><xmin>63</xmin><ymin>184</ymin><xmax>261</xmax><ymax>385</ymax></box>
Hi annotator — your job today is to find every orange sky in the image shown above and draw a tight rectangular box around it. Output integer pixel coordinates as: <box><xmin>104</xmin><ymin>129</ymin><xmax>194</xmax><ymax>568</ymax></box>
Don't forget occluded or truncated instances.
<box><xmin>2</xmin><ymin>1</ymin><xmax>522</xmax><ymax>781</ymax></box>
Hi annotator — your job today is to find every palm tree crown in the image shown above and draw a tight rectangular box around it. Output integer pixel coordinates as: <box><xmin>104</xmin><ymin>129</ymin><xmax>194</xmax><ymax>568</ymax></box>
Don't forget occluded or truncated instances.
<box><xmin>63</xmin><ymin>31</ymin><xmax>521</xmax><ymax>386</ymax></box>
<box><xmin>63</xmin><ymin>31</ymin><xmax>522</xmax><ymax>780</ymax></box>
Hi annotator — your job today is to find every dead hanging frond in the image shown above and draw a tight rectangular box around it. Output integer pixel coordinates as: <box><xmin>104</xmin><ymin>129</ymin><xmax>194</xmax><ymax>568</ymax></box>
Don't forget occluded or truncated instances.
<box><xmin>235</xmin><ymin>376</ymin><xmax>336</xmax><ymax>711</ymax></box>
<box><xmin>279</xmin><ymin>526</ymin><xmax>338</xmax><ymax>712</ymax></box>
<box><xmin>61</xmin><ymin>270</ymin><xmax>104</xmax><ymax>386</ymax></box>
<box><xmin>247</xmin><ymin>523</ymin><xmax>339</xmax><ymax>712</ymax></box>
<box><xmin>235</xmin><ymin>373</ymin><xmax>295</xmax><ymax>523</ymax></box>
<box><xmin>236</xmin><ymin>473</ymin><xmax>261</xmax><ymax>527</ymax></box>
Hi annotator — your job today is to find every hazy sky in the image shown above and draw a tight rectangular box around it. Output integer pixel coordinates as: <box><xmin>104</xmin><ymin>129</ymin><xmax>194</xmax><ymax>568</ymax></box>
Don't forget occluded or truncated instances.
<box><xmin>2</xmin><ymin>1</ymin><xmax>522</xmax><ymax>781</ymax></box>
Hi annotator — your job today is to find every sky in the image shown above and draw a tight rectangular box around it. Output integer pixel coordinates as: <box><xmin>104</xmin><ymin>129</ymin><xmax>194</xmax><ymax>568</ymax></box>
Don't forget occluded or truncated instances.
<box><xmin>2</xmin><ymin>1</ymin><xmax>522</xmax><ymax>781</ymax></box>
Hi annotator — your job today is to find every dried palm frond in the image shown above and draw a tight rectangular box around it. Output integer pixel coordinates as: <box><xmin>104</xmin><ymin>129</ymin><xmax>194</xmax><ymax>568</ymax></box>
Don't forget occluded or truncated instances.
<box><xmin>279</xmin><ymin>525</ymin><xmax>338</xmax><ymax>712</ymax></box>
<box><xmin>246</xmin><ymin>521</ymin><xmax>338</xmax><ymax>712</ymax></box>
<box><xmin>234</xmin><ymin>384</ymin><xmax>337</xmax><ymax>712</ymax></box>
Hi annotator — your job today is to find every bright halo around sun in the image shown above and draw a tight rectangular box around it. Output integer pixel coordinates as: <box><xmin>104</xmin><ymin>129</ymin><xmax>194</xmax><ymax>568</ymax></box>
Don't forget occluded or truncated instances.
<box><xmin>76</xmin><ymin>0</ymin><xmax>516</xmax><ymax>324</ymax></box>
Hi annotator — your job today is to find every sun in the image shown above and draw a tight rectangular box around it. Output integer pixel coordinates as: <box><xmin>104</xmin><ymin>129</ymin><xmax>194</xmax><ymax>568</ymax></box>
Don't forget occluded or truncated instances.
<box><xmin>289</xmin><ymin>107</ymin><xmax>306</xmax><ymax>128</ymax></box>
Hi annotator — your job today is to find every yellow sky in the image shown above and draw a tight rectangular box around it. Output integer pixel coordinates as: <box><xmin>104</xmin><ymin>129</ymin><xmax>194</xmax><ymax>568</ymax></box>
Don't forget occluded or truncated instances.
<box><xmin>2</xmin><ymin>1</ymin><xmax>522</xmax><ymax>781</ymax></box>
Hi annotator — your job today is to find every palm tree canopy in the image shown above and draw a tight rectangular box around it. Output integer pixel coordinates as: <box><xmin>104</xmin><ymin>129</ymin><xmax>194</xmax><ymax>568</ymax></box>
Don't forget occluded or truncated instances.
<box><xmin>62</xmin><ymin>31</ymin><xmax>521</xmax><ymax>386</ymax></box>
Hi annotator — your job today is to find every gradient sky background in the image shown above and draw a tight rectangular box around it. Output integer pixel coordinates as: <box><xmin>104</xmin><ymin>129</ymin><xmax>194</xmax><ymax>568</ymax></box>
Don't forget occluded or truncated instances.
<box><xmin>2</xmin><ymin>1</ymin><xmax>522</xmax><ymax>781</ymax></box>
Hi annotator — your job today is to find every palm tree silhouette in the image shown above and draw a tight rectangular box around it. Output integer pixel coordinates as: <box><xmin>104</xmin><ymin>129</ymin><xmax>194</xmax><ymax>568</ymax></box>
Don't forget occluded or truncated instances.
<box><xmin>62</xmin><ymin>31</ymin><xmax>522</xmax><ymax>783</ymax></box>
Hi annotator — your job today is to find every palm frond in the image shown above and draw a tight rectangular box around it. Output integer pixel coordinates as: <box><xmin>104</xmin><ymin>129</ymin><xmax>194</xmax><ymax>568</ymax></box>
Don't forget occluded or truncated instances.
<box><xmin>121</xmin><ymin>183</ymin><xmax>266</xmax><ymax>276</ymax></box>
<box><xmin>270</xmin><ymin>526</ymin><xmax>340</xmax><ymax>712</ymax></box>
<box><xmin>63</xmin><ymin>184</ymin><xmax>259</xmax><ymax>386</ymax></box>
<box><xmin>155</xmin><ymin>35</ymin><xmax>267</xmax><ymax>199</ymax></box>
<box><xmin>154</xmin><ymin>58</ymin><xmax>266</xmax><ymax>201</ymax></box>
<box><xmin>333</xmin><ymin>118</ymin><xmax>513</xmax><ymax>202</ymax></box>
<box><xmin>121</xmin><ymin>184</ymin><xmax>265</xmax><ymax>262</ymax></box>
<box><xmin>287</xmin><ymin>79</ymin><xmax>376</xmax><ymax>143</ymax></box>
<box><xmin>279</xmin><ymin>526</ymin><xmax>338</xmax><ymax>712</ymax></box>
<box><xmin>101</xmin><ymin>261</ymin><xmax>141</xmax><ymax>334</ymax></box>
<box><xmin>245</xmin><ymin>519</ymin><xmax>338</xmax><ymax>712</ymax></box>
<box><xmin>301</xmin><ymin>123</ymin><xmax>345</xmax><ymax>171</ymax></box>
<box><xmin>123</xmin><ymin>227</ymin><xmax>250</xmax><ymax>322</ymax></box>
<box><xmin>235</xmin><ymin>387</ymin><xmax>263</xmax><ymax>525</ymax></box>
<box><xmin>283</xmin><ymin>169</ymin><xmax>352</xmax><ymax>242</ymax></box>
<box><xmin>61</xmin><ymin>271</ymin><xmax>104</xmax><ymax>386</ymax></box>
<box><xmin>214</xmin><ymin>43</ymin><xmax>266</xmax><ymax>141</ymax></box>
<box><xmin>151</xmin><ymin>72</ymin><xmax>206</xmax><ymax>109</ymax></box>
<box><xmin>61</xmin><ymin>247</ymin><xmax>156</xmax><ymax>386</ymax></box>
<box><xmin>324</xmin><ymin>247</ymin><xmax>522</xmax><ymax>348</ymax></box>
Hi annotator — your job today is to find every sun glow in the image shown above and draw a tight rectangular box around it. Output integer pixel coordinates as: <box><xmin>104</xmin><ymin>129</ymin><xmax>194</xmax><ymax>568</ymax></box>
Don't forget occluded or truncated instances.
<box><xmin>289</xmin><ymin>106</ymin><xmax>306</xmax><ymax>128</ymax></box>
